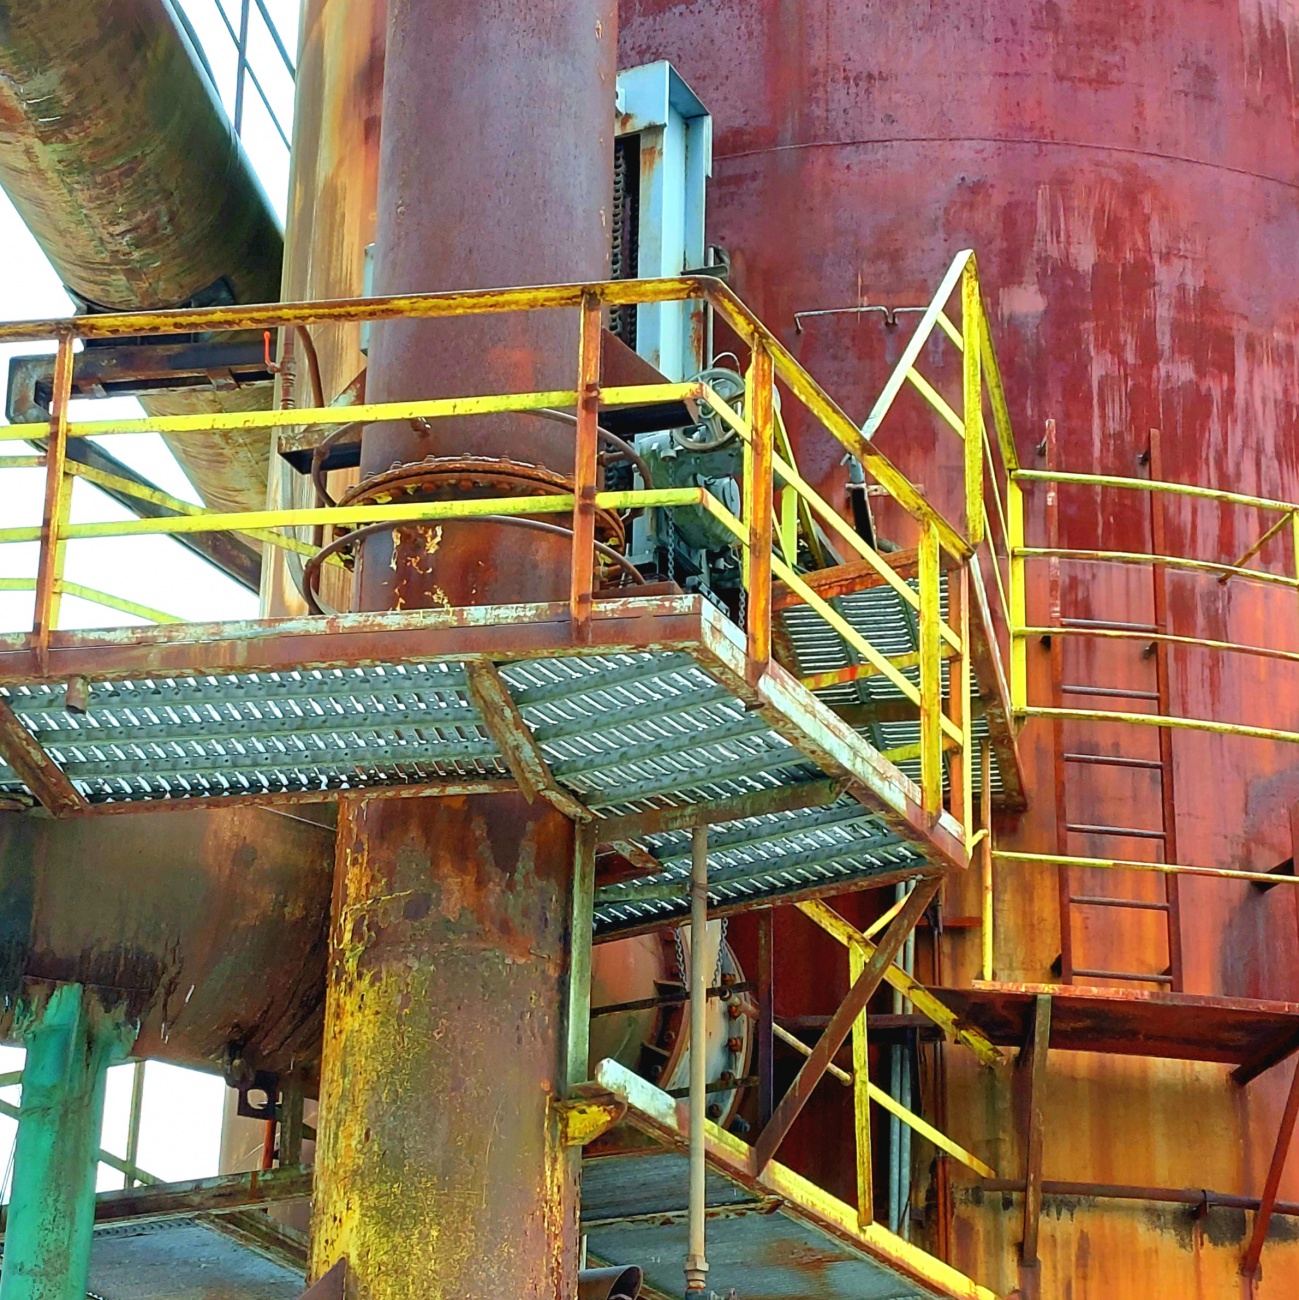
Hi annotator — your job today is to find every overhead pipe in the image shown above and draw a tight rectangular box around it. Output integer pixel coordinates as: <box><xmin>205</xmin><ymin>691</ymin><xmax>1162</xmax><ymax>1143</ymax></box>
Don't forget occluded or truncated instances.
<box><xmin>0</xmin><ymin>0</ymin><xmax>283</xmax><ymax>520</ymax></box>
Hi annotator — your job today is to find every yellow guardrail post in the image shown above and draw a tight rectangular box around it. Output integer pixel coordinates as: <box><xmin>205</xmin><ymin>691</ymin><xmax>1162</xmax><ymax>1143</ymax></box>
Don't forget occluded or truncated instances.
<box><xmin>571</xmin><ymin>292</ymin><xmax>602</xmax><ymax>634</ymax></box>
<box><xmin>32</xmin><ymin>334</ymin><xmax>75</xmax><ymax>657</ymax></box>
<box><xmin>1007</xmin><ymin>473</ymin><xmax>1027</xmax><ymax>713</ymax></box>
<box><xmin>980</xmin><ymin>744</ymin><xmax>994</xmax><ymax>981</ymax></box>
<box><xmin>948</xmin><ymin>566</ymin><xmax>974</xmax><ymax>842</ymax></box>
<box><xmin>745</xmin><ymin>342</ymin><xmax>774</xmax><ymax>678</ymax></box>
<box><xmin>918</xmin><ymin>519</ymin><xmax>944</xmax><ymax>815</ymax></box>
<box><xmin>962</xmin><ymin>261</ymin><xmax>984</xmax><ymax>547</ymax></box>
<box><xmin>849</xmin><ymin>939</ymin><xmax>873</xmax><ymax>1228</ymax></box>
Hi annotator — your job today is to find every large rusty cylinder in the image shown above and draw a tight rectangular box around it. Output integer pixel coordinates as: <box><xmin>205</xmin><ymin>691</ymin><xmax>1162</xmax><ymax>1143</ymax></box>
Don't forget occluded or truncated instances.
<box><xmin>0</xmin><ymin>808</ymin><xmax>334</xmax><ymax>1080</ymax></box>
<box><xmin>355</xmin><ymin>0</ymin><xmax>616</xmax><ymax>611</ymax></box>
<box><xmin>311</xmin><ymin>794</ymin><xmax>580</xmax><ymax>1299</ymax></box>
<box><xmin>0</xmin><ymin>0</ymin><xmax>284</xmax><ymax>514</ymax></box>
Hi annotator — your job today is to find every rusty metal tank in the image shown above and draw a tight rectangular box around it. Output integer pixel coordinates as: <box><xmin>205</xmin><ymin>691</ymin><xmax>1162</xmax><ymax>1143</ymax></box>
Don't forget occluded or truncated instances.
<box><xmin>0</xmin><ymin>0</ymin><xmax>283</xmax><ymax>514</ymax></box>
<box><xmin>619</xmin><ymin>3</ymin><xmax>1299</xmax><ymax>1294</ymax></box>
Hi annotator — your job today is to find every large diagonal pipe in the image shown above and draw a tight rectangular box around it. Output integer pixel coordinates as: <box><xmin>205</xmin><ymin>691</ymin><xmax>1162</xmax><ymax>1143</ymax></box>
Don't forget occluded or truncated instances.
<box><xmin>0</xmin><ymin>0</ymin><xmax>283</xmax><ymax>518</ymax></box>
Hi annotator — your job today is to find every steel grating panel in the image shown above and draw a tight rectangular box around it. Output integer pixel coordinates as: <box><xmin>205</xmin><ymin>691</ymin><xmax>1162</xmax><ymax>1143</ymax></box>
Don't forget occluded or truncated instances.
<box><xmin>780</xmin><ymin>574</ymin><xmax>1005</xmax><ymax>795</ymax></box>
<box><xmin>0</xmin><ymin>600</ymin><xmax>959</xmax><ymax>924</ymax></box>
<box><xmin>0</xmin><ymin>663</ymin><xmax>507</xmax><ymax>803</ymax></box>
<box><xmin>85</xmin><ymin>1219</ymin><xmax>303</xmax><ymax>1300</ymax></box>
<box><xmin>591</xmin><ymin>793</ymin><xmax>926</xmax><ymax>934</ymax></box>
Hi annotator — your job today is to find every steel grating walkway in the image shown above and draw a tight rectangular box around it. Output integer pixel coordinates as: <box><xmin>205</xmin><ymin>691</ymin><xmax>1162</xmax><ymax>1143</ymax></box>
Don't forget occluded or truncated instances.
<box><xmin>0</xmin><ymin>597</ymin><xmax>965</xmax><ymax>925</ymax></box>
<box><xmin>580</xmin><ymin>1060</ymin><xmax>1000</xmax><ymax>1300</ymax></box>
<box><xmin>781</xmin><ymin>571</ymin><xmax>1004</xmax><ymax>796</ymax></box>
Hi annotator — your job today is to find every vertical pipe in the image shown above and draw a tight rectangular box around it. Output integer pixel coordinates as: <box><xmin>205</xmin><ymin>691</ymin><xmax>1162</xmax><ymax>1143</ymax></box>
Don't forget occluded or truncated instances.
<box><xmin>123</xmin><ymin>1060</ymin><xmax>145</xmax><ymax>1189</ymax></box>
<box><xmin>0</xmin><ymin>985</ymin><xmax>132</xmax><ymax>1300</ymax></box>
<box><xmin>310</xmin><ymin>3</ymin><xmax>613</xmax><ymax>1298</ymax></box>
<box><xmin>233</xmin><ymin>0</ymin><xmax>251</xmax><ymax>136</ymax></box>
<box><xmin>685</xmin><ymin>825</ymin><xmax>709</xmax><ymax>1293</ymax></box>
<box><xmin>981</xmin><ymin>744</ymin><xmax>995</xmax><ymax>982</ymax></box>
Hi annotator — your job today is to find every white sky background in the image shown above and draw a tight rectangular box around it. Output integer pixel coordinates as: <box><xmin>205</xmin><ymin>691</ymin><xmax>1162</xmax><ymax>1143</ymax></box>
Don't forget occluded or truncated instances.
<box><xmin>0</xmin><ymin>0</ymin><xmax>299</xmax><ymax>1193</ymax></box>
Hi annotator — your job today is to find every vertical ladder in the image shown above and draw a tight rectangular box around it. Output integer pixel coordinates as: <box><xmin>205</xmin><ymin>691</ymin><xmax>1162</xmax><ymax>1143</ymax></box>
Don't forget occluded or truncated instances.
<box><xmin>1046</xmin><ymin>421</ymin><xmax>1184</xmax><ymax>991</ymax></box>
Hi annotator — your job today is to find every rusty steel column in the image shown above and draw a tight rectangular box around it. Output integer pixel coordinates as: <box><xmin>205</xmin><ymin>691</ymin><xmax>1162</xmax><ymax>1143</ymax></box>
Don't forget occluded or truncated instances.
<box><xmin>310</xmin><ymin>0</ymin><xmax>615</xmax><ymax>1296</ymax></box>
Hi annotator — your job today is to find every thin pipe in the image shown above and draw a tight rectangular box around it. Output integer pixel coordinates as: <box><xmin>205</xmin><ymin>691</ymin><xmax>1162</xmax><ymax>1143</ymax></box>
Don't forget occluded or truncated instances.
<box><xmin>982</xmin><ymin>1176</ymin><xmax>1299</xmax><ymax>1217</ymax></box>
<box><xmin>1020</xmin><ymin>623</ymin><xmax>1299</xmax><ymax>670</ymax></box>
<box><xmin>995</xmin><ymin>849</ymin><xmax>1299</xmax><ymax>887</ymax></box>
<box><xmin>685</xmin><ymin>825</ymin><xmax>709</xmax><ymax>1293</ymax></box>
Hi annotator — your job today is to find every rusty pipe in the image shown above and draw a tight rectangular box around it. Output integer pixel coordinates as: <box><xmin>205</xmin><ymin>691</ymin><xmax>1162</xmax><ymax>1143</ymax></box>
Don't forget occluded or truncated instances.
<box><xmin>685</xmin><ymin>825</ymin><xmax>709</xmax><ymax>1293</ymax></box>
<box><xmin>0</xmin><ymin>0</ymin><xmax>283</xmax><ymax>516</ymax></box>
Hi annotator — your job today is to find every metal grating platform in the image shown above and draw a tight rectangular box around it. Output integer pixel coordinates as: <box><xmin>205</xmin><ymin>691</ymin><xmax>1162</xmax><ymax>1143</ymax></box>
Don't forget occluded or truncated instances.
<box><xmin>582</xmin><ymin>1060</ymin><xmax>1000</xmax><ymax>1300</ymax></box>
<box><xmin>781</xmin><ymin>573</ymin><xmax>1003</xmax><ymax>795</ymax></box>
<box><xmin>0</xmin><ymin>598</ymin><xmax>965</xmax><ymax>924</ymax></box>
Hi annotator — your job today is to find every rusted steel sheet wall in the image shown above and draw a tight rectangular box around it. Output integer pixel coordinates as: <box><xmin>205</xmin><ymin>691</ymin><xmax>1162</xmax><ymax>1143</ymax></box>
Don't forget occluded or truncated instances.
<box><xmin>0</xmin><ymin>0</ymin><xmax>284</xmax><ymax>514</ymax></box>
<box><xmin>620</xmin><ymin>1</ymin><xmax>1299</xmax><ymax>1292</ymax></box>
<box><xmin>0</xmin><ymin>807</ymin><xmax>334</xmax><ymax>1078</ymax></box>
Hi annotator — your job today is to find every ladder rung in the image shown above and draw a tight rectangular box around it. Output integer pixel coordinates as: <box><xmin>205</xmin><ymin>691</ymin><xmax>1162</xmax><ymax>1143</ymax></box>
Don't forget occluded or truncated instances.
<box><xmin>1064</xmin><ymin>753</ymin><xmax>1163</xmax><ymax>771</ymax></box>
<box><xmin>1067</xmin><ymin>823</ymin><xmax>1167</xmax><ymax>840</ymax></box>
<box><xmin>1069</xmin><ymin>895</ymin><xmax>1171</xmax><ymax>912</ymax></box>
<box><xmin>1073</xmin><ymin>968</ymin><xmax>1175</xmax><ymax>984</ymax></box>
<box><xmin>1060</xmin><ymin>617</ymin><xmax>1159</xmax><ymax>632</ymax></box>
<box><xmin>1062</xmin><ymin>684</ymin><xmax>1160</xmax><ymax>701</ymax></box>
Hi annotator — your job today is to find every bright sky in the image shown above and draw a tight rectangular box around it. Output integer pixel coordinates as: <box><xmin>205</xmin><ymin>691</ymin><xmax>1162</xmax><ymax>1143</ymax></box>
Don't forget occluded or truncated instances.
<box><xmin>0</xmin><ymin>0</ymin><xmax>299</xmax><ymax>1193</ymax></box>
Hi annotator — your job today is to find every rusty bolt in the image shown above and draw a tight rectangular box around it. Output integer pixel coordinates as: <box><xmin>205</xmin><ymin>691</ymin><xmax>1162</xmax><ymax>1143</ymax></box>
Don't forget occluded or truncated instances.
<box><xmin>727</xmin><ymin>1003</ymin><xmax>742</xmax><ymax>1019</ymax></box>
<box><xmin>706</xmin><ymin>1102</ymin><xmax>722</xmax><ymax>1119</ymax></box>
<box><xmin>727</xmin><ymin>1037</ymin><xmax>743</xmax><ymax>1054</ymax></box>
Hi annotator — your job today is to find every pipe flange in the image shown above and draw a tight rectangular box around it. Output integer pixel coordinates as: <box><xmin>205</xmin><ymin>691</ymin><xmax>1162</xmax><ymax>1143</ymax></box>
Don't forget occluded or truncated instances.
<box><xmin>339</xmin><ymin>455</ymin><xmax>625</xmax><ymax>546</ymax></box>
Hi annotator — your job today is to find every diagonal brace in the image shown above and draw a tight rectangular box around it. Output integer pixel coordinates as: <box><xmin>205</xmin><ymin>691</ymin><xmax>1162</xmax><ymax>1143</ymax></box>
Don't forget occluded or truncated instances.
<box><xmin>796</xmin><ymin>897</ymin><xmax>1002</xmax><ymax>1068</ymax></box>
<box><xmin>0</xmin><ymin>697</ymin><xmax>85</xmax><ymax>816</ymax></box>
<box><xmin>465</xmin><ymin>660</ymin><xmax>589</xmax><ymax>821</ymax></box>
<box><xmin>754</xmin><ymin>877</ymin><xmax>941</xmax><ymax>1171</ymax></box>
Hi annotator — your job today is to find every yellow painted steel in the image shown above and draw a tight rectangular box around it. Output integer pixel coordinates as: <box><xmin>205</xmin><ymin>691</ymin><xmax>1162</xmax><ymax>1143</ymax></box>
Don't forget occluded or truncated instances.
<box><xmin>0</xmin><ymin>487</ymin><xmax>708</xmax><ymax>545</ymax></box>
<box><xmin>961</xmin><ymin>264</ymin><xmax>984</xmax><ymax>548</ymax></box>
<box><xmin>770</xmin><ymin>553</ymin><xmax>922</xmax><ymax>705</ymax></box>
<box><xmin>952</xmin><ymin>571</ymin><xmax>974</xmax><ymax>847</ymax></box>
<box><xmin>706</xmin><ymin>283</ymin><xmax>972</xmax><ymax>561</ymax></box>
<box><xmin>905</xmin><ymin>368</ymin><xmax>963</xmax><ymax>437</ymax></box>
<box><xmin>935</xmin><ymin>311</ymin><xmax>963</xmax><ymax>349</ymax></box>
<box><xmin>995</xmin><ymin>849</ymin><xmax>1299</xmax><ymax>888</ymax></box>
<box><xmin>0</xmin><ymin>276</ymin><xmax>712</xmax><ymax>345</ymax></box>
<box><xmin>796</xmin><ymin>899</ymin><xmax>1002</xmax><ymax>1068</ymax></box>
<box><xmin>1006</xmin><ymin>476</ymin><xmax>1027</xmax><ymax>712</ymax></box>
<box><xmin>1223</xmin><ymin>509</ymin><xmax>1294</xmax><ymax>579</ymax></box>
<box><xmin>979</xmin><ymin>748</ymin><xmax>994</xmax><ymax>982</ymax></box>
<box><xmin>849</xmin><ymin>941</ymin><xmax>873</xmax><ymax>1228</ymax></box>
<box><xmin>0</xmin><ymin>580</ymin><xmax>179</xmax><ymax>624</ymax></box>
<box><xmin>65</xmin><ymin>461</ymin><xmax>332</xmax><ymax>562</ymax></box>
<box><xmin>771</xmin><ymin>450</ymin><xmax>918</xmax><ymax>608</ymax></box>
<box><xmin>58</xmin><ymin>582</ymin><xmax>182</xmax><ymax>624</ymax></box>
<box><xmin>1</xmin><ymin>384</ymin><xmax>705</xmax><ymax>444</ymax></box>
<box><xmin>863</xmin><ymin>1078</ymin><xmax>996</xmax><ymax>1179</ymax></box>
<box><xmin>1015</xmin><ymin>545</ymin><xmax>1299</xmax><ymax>591</ymax></box>
<box><xmin>1023</xmin><ymin>705</ymin><xmax>1299</xmax><ymax>747</ymax></box>
<box><xmin>1014</xmin><ymin>623</ymin><xmax>1299</xmax><ymax>669</ymax></box>
<box><xmin>918</xmin><ymin>521</ymin><xmax>944</xmax><ymax>814</ymax></box>
<box><xmin>773</xmin><ymin>952</ymin><xmax>994</xmax><ymax>1182</ymax></box>
<box><xmin>1013</xmin><ymin>467</ymin><xmax>1298</xmax><ymax>517</ymax></box>
<box><xmin>859</xmin><ymin>252</ymin><xmax>971</xmax><ymax>443</ymax></box>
